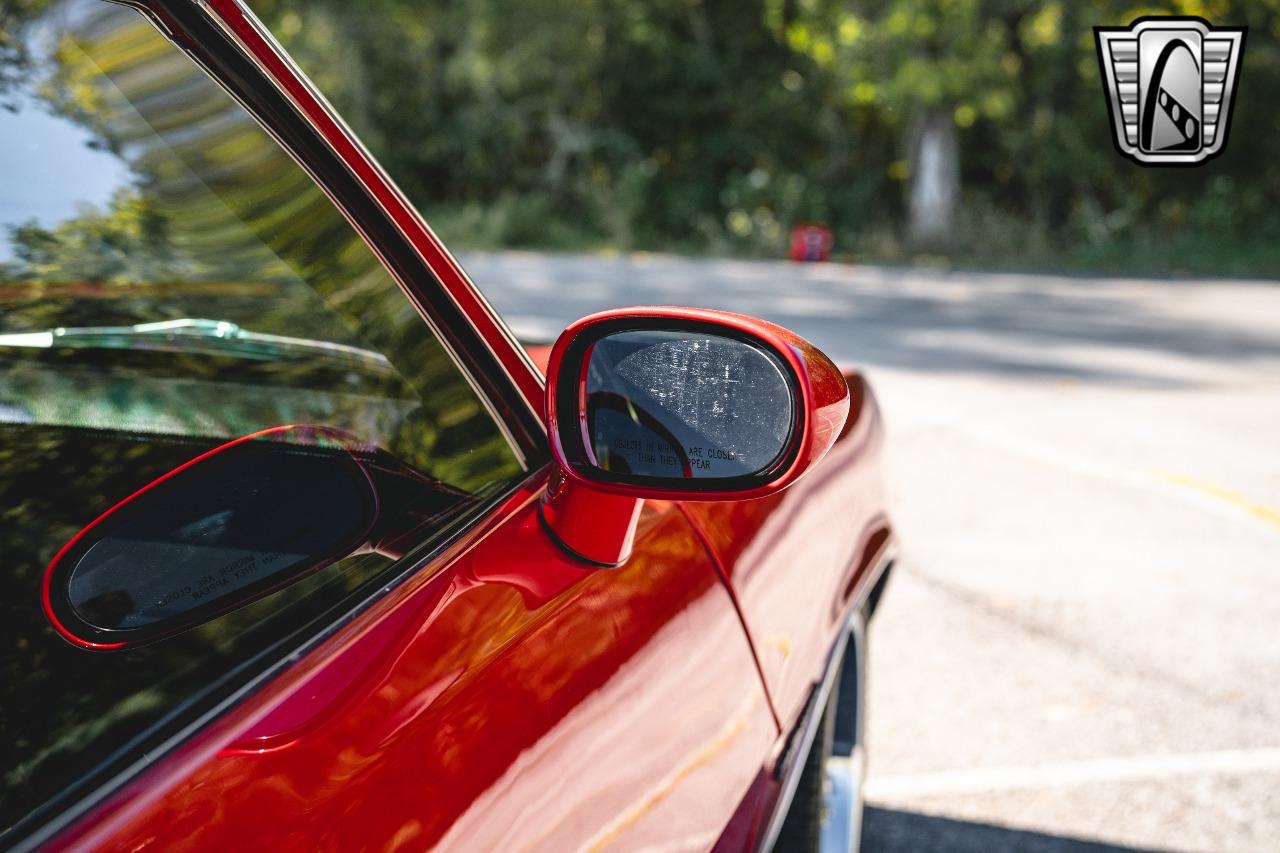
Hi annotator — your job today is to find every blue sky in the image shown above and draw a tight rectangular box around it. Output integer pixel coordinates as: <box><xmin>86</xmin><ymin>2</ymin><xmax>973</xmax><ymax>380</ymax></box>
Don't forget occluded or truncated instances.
<box><xmin>0</xmin><ymin>89</ymin><xmax>131</xmax><ymax>260</ymax></box>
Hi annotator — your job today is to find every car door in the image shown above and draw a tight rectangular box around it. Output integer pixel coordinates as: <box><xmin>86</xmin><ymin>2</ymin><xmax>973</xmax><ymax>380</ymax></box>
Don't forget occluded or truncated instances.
<box><xmin>55</xmin><ymin>495</ymin><xmax>778</xmax><ymax>852</ymax></box>
<box><xmin>0</xmin><ymin>1</ymin><xmax>776</xmax><ymax>849</ymax></box>
<box><xmin>682</xmin><ymin>375</ymin><xmax>894</xmax><ymax>732</ymax></box>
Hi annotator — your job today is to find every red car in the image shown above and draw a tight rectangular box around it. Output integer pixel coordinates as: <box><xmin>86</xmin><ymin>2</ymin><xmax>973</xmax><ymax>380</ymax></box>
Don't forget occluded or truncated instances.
<box><xmin>0</xmin><ymin>1</ymin><xmax>894</xmax><ymax>850</ymax></box>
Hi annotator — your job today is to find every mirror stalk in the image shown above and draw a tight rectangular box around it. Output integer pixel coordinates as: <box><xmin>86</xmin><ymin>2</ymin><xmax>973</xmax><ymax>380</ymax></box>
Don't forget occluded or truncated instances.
<box><xmin>539</xmin><ymin>469</ymin><xmax>642</xmax><ymax>567</ymax></box>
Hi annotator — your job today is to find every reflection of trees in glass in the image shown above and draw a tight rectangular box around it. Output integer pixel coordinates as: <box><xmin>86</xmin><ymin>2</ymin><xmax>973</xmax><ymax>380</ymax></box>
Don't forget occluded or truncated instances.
<box><xmin>2</xmin><ymin>5</ymin><xmax>339</xmax><ymax>337</ymax></box>
<box><xmin>3</xmin><ymin>190</ymin><xmax>174</xmax><ymax>288</ymax></box>
<box><xmin>0</xmin><ymin>2</ymin><xmax>52</xmax><ymax>107</ymax></box>
<box><xmin>0</xmin><ymin>2</ymin><xmax>523</xmax><ymax>832</ymax></box>
<box><xmin>0</xmin><ymin>0</ymin><xmax>521</xmax><ymax>490</ymax></box>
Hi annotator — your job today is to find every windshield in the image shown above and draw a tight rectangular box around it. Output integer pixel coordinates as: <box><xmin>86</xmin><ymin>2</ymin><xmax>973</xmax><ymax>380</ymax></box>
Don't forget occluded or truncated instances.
<box><xmin>0</xmin><ymin>0</ymin><xmax>523</xmax><ymax>836</ymax></box>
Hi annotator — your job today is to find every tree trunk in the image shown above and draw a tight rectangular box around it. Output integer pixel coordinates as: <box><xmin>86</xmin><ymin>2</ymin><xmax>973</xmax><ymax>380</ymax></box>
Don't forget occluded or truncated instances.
<box><xmin>907</xmin><ymin>108</ymin><xmax>959</xmax><ymax>247</ymax></box>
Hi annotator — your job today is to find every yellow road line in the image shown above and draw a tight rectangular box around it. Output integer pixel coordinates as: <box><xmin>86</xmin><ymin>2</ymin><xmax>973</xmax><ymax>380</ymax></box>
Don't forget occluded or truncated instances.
<box><xmin>1154</xmin><ymin>471</ymin><xmax>1280</xmax><ymax>529</ymax></box>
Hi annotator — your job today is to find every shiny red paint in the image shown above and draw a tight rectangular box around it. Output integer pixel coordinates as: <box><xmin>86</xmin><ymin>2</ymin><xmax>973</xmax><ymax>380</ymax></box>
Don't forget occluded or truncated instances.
<box><xmin>538</xmin><ymin>467</ymin><xmax>644</xmax><ymax>566</ymax></box>
<box><xmin>543</xmin><ymin>306</ymin><xmax>850</xmax><ymax>502</ymax></box>
<box><xmin>37</xmin><ymin>3</ymin><xmax>895</xmax><ymax>851</ymax></box>
<box><xmin>682</xmin><ymin>371</ymin><xmax>894</xmax><ymax>734</ymax></box>
<box><xmin>523</xmin><ymin>344</ymin><xmax>554</xmax><ymax>375</ymax></box>
<box><xmin>48</xmin><ymin>486</ymin><xmax>778</xmax><ymax>852</ymax></box>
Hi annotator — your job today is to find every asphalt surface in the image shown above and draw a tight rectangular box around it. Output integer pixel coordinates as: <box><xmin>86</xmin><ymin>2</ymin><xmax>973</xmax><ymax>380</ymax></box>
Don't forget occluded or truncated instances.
<box><xmin>458</xmin><ymin>251</ymin><xmax>1280</xmax><ymax>853</ymax></box>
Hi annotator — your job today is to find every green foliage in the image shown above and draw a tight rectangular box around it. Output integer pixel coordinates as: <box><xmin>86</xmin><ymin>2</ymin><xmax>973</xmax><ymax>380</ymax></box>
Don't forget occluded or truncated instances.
<box><xmin>0</xmin><ymin>0</ymin><xmax>524</xmax><ymax>493</ymax></box>
<box><xmin>2</xmin><ymin>190</ymin><xmax>175</xmax><ymax>284</ymax></box>
<box><xmin>248</xmin><ymin>0</ymin><xmax>1280</xmax><ymax>275</ymax></box>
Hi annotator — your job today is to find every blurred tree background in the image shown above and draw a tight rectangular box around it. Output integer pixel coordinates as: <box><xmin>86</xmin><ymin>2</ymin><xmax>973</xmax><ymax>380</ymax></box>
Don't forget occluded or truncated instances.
<box><xmin>248</xmin><ymin>0</ymin><xmax>1280</xmax><ymax>275</ymax></box>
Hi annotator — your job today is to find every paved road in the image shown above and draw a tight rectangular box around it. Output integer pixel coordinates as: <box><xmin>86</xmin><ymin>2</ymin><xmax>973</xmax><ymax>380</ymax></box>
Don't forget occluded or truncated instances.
<box><xmin>459</xmin><ymin>251</ymin><xmax>1280</xmax><ymax>853</ymax></box>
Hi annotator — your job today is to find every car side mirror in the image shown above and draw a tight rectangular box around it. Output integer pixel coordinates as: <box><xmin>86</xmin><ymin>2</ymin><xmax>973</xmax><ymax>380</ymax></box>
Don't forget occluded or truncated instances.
<box><xmin>42</xmin><ymin>426</ymin><xmax>475</xmax><ymax>650</ymax></box>
<box><xmin>541</xmin><ymin>307</ymin><xmax>850</xmax><ymax>565</ymax></box>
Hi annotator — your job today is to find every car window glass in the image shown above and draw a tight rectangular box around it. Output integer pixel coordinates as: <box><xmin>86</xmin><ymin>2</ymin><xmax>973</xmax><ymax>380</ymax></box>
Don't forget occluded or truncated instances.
<box><xmin>0</xmin><ymin>0</ymin><xmax>523</xmax><ymax>834</ymax></box>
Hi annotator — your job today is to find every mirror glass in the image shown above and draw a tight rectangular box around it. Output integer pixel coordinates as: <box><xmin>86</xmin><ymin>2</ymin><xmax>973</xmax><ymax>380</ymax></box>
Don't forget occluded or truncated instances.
<box><xmin>584</xmin><ymin>330</ymin><xmax>795</xmax><ymax>480</ymax></box>
<box><xmin>51</xmin><ymin>433</ymin><xmax>377</xmax><ymax>644</ymax></box>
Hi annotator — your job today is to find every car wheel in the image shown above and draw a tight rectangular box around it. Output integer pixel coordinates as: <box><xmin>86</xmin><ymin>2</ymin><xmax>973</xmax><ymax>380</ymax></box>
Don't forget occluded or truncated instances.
<box><xmin>773</xmin><ymin>610</ymin><xmax>867</xmax><ymax>852</ymax></box>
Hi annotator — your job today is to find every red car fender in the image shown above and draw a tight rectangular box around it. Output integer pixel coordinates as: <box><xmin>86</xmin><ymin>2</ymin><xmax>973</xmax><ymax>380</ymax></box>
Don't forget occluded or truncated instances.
<box><xmin>682</xmin><ymin>369</ymin><xmax>894</xmax><ymax>735</ymax></box>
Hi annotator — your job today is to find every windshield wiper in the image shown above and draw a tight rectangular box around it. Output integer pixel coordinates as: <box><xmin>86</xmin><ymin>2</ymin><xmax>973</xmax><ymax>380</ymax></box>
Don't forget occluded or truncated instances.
<box><xmin>0</xmin><ymin>318</ymin><xmax>395</xmax><ymax>374</ymax></box>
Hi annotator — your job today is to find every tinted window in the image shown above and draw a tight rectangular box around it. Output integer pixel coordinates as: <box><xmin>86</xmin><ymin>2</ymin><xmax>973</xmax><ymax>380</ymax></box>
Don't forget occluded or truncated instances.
<box><xmin>0</xmin><ymin>0</ymin><xmax>523</xmax><ymax>834</ymax></box>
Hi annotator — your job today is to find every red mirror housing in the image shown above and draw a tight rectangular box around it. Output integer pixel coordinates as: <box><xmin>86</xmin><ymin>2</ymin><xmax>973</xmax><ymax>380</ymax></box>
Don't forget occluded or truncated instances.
<box><xmin>540</xmin><ymin>307</ymin><xmax>850</xmax><ymax>565</ymax></box>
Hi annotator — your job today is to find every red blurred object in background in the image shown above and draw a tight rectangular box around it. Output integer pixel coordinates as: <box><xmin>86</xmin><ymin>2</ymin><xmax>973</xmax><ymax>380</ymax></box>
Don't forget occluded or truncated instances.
<box><xmin>789</xmin><ymin>223</ymin><xmax>833</xmax><ymax>262</ymax></box>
